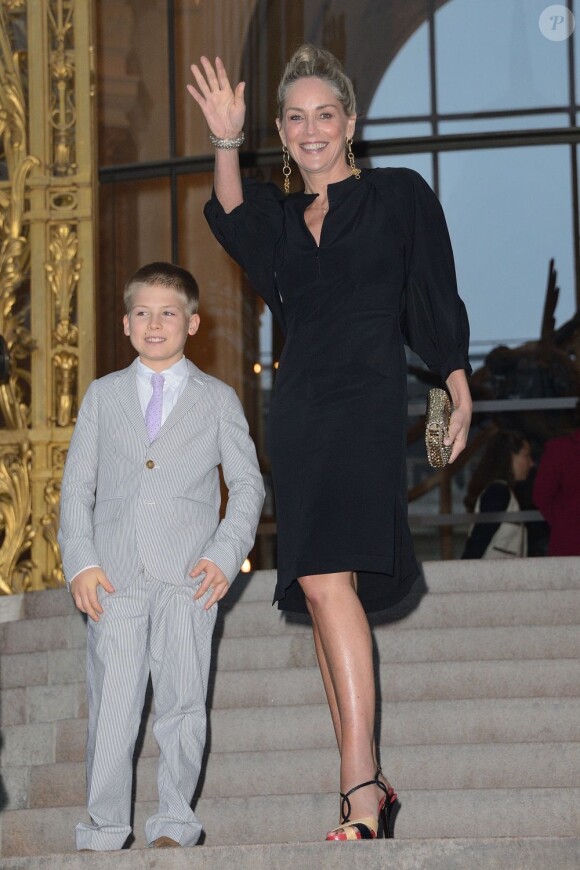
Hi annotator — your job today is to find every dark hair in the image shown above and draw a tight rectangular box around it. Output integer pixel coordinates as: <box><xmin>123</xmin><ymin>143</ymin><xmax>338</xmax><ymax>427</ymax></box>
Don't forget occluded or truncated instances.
<box><xmin>277</xmin><ymin>43</ymin><xmax>357</xmax><ymax>119</ymax></box>
<box><xmin>464</xmin><ymin>430</ymin><xmax>528</xmax><ymax>511</ymax></box>
<box><xmin>124</xmin><ymin>262</ymin><xmax>199</xmax><ymax>314</ymax></box>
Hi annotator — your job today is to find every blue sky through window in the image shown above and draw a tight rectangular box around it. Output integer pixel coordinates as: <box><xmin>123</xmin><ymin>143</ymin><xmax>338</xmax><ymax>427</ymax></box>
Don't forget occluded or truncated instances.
<box><xmin>361</xmin><ymin>0</ymin><xmax>577</xmax><ymax>351</ymax></box>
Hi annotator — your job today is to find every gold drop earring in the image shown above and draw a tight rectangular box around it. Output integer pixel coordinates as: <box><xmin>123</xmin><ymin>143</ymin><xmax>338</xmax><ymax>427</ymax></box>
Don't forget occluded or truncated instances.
<box><xmin>346</xmin><ymin>138</ymin><xmax>361</xmax><ymax>180</ymax></box>
<box><xmin>282</xmin><ymin>146</ymin><xmax>291</xmax><ymax>194</ymax></box>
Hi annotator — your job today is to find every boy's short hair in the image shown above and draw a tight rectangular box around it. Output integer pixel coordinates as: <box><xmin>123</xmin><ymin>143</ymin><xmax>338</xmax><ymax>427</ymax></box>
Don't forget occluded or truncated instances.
<box><xmin>124</xmin><ymin>262</ymin><xmax>200</xmax><ymax>315</ymax></box>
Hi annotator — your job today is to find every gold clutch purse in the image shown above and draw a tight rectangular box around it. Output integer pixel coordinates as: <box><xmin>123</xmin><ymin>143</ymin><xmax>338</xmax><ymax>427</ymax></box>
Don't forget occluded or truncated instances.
<box><xmin>425</xmin><ymin>388</ymin><xmax>453</xmax><ymax>468</ymax></box>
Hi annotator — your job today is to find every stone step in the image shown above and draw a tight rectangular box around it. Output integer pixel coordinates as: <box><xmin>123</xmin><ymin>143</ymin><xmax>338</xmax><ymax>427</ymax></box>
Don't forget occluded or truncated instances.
<box><xmin>2</xmin><ymin>578</ymin><xmax>579</xmax><ymax>662</ymax></box>
<box><xmin>2</xmin><ymin>788</ymin><xmax>579</xmax><ymax>855</ymax></box>
<box><xmin>228</xmin><ymin>559</ymin><xmax>580</xmax><ymax>604</ymax></box>
<box><xmin>0</xmin><ymin>612</ymin><xmax>87</xmax><ymax>656</ymax></box>
<box><xmin>3</xmin><ymin>623</ymin><xmax>580</xmax><ymax>698</ymax></box>
<box><xmin>3</xmin><ymin>563</ymin><xmax>578</xmax><ymax>616</ymax></box>
<box><xmin>11</xmin><ymin>742</ymin><xmax>579</xmax><ymax>811</ymax></box>
<box><xmin>209</xmin><ymin>658</ymin><xmax>580</xmax><ymax>708</ymax></box>
<box><xmin>36</xmin><ymin>697</ymin><xmax>580</xmax><ymax>766</ymax></box>
<box><xmin>217</xmin><ymin>590</ymin><xmax>580</xmax><ymax>637</ymax></box>
<box><xmin>413</xmin><ymin>556</ymin><xmax>580</xmax><ymax>594</ymax></box>
<box><xmin>1</xmin><ymin>555</ymin><xmax>578</xmax><ymax>640</ymax></box>
<box><xmin>4</xmin><ymin>657</ymin><xmax>578</xmax><ymax>728</ymax></box>
<box><xmin>2</xmin><ymin>561</ymin><xmax>579</xmax><ymax>863</ymax></box>
<box><xmin>206</xmin><ymin>696</ymin><xmax>580</xmax><ymax>753</ymax></box>
<box><xmin>1</xmin><ymin>837</ymin><xmax>579</xmax><ymax>870</ymax></box>
<box><xmin>1</xmin><ymin>683</ymin><xmax>87</xmax><ymax>727</ymax></box>
<box><xmin>213</xmin><ymin>623</ymin><xmax>580</xmax><ymax>671</ymax></box>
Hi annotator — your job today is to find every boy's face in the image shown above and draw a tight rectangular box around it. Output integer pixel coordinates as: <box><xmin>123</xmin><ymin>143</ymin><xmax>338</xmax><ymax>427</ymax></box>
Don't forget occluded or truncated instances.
<box><xmin>123</xmin><ymin>283</ymin><xmax>200</xmax><ymax>372</ymax></box>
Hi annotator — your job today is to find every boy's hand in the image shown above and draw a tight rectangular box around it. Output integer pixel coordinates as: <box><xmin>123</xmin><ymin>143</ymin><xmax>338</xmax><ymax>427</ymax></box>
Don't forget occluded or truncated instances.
<box><xmin>70</xmin><ymin>568</ymin><xmax>115</xmax><ymax>622</ymax></box>
<box><xmin>190</xmin><ymin>559</ymin><xmax>229</xmax><ymax>610</ymax></box>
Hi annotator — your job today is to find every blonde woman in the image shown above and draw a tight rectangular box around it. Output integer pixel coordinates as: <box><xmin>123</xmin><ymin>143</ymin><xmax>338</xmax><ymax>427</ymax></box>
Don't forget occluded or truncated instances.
<box><xmin>188</xmin><ymin>45</ymin><xmax>472</xmax><ymax>841</ymax></box>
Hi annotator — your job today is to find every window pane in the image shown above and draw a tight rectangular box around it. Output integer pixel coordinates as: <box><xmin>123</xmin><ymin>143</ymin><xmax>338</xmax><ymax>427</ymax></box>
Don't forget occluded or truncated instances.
<box><xmin>439</xmin><ymin>146</ymin><xmax>575</xmax><ymax>351</ymax></box>
<box><xmin>371</xmin><ymin>152</ymin><xmax>433</xmax><ymax>185</ymax></box>
<box><xmin>440</xmin><ymin>113</ymin><xmax>570</xmax><ymax>135</ymax></box>
<box><xmin>175</xmin><ymin>0</ymin><xmax>262</xmax><ymax>156</ymax></box>
<box><xmin>97</xmin><ymin>178</ymin><xmax>172</xmax><ymax>375</ymax></box>
<box><xmin>361</xmin><ymin>121</ymin><xmax>432</xmax><ymax>141</ymax></box>
<box><xmin>436</xmin><ymin>0</ymin><xmax>570</xmax><ymax>114</ymax></box>
<box><xmin>365</xmin><ymin>18</ymin><xmax>431</xmax><ymax>119</ymax></box>
<box><xmin>97</xmin><ymin>0</ymin><xmax>170</xmax><ymax>165</ymax></box>
<box><xmin>177</xmin><ymin>171</ymin><xmax>263</xmax><ymax>400</ymax></box>
<box><xmin>575</xmin><ymin>11</ymin><xmax>580</xmax><ymax>108</ymax></box>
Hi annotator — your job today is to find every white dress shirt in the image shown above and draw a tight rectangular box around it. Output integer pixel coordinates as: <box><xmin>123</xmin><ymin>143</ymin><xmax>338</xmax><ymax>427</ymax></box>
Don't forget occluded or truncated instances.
<box><xmin>136</xmin><ymin>356</ymin><xmax>190</xmax><ymax>425</ymax></box>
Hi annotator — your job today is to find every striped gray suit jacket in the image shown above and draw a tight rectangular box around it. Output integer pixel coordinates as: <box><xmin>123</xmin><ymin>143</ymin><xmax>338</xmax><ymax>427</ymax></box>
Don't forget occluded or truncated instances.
<box><xmin>58</xmin><ymin>358</ymin><xmax>265</xmax><ymax>590</ymax></box>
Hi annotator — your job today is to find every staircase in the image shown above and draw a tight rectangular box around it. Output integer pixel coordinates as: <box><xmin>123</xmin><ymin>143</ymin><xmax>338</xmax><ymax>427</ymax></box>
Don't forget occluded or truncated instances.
<box><xmin>1</xmin><ymin>558</ymin><xmax>579</xmax><ymax>868</ymax></box>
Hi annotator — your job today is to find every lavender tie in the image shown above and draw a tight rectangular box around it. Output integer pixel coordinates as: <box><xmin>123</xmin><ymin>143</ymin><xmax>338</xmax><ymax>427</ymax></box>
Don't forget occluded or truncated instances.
<box><xmin>145</xmin><ymin>373</ymin><xmax>164</xmax><ymax>441</ymax></box>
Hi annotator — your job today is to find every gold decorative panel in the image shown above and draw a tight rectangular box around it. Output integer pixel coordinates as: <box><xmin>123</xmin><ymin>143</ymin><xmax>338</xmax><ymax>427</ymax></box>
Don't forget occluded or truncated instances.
<box><xmin>0</xmin><ymin>0</ymin><xmax>96</xmax><ymax>593</ymax></box>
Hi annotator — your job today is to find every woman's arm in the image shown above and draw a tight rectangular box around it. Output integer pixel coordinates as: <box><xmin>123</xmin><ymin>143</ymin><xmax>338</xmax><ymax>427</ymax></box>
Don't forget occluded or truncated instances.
<box><xmin>187</xmin><ymin>56</ymin><xmax>245</xmax><ymax>213</ymax></box>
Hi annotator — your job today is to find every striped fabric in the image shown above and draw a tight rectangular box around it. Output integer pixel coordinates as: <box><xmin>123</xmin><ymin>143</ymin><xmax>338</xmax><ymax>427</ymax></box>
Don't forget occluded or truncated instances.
<box><xmin>76</xmin><ymin>575</ymin><xmax>217</xmax><ymax>850</ymax></box>
<box><xmin>58</xmin><ymin>358</ymin><xmax>265</xmax><ymax>850</ymax></box>
<box><xmin>58</xmin><ymin>358</ymin><xmax>265</xmax><ymax>590</ymax></box>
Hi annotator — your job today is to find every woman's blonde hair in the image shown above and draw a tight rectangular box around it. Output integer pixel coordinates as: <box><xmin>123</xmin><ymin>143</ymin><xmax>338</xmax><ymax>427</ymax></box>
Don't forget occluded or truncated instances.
<box><xmin>277</xmin><ymin>43</ymin><xmax>357</xmax><ymax>119</ymax></box>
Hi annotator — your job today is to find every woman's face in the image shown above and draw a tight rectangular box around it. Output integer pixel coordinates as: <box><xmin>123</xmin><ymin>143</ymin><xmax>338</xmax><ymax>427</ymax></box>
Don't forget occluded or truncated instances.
<box><xmin>512</xmin><ymin>441</ymin><xmax>534</xmax><ymax>482</ymax></box>
<box><xmin>276</xmin><ymin>77</ymin><xmax>356</xmax><ymax>181</ymax></box>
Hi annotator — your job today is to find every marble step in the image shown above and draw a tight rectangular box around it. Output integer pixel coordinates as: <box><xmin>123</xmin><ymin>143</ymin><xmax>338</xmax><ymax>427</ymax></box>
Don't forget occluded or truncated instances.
<box><xmin>2</xmin><ymin>555</ymin><xmax>579</xmax><ymax>636</ymax></box>
<box><xmin>7</xmin><ymin>742</ymin><xmax>578</xmax><ymax>812</ymax></box>
<box><xmin>2</xmin><ymin>697</ymin><xmax>576</xmax><ymax>770</ymax></box>
<box><xmin>8</xmin><ymin>591</ymin><xmax>580</xmax><ymax>666</ymax></box>
<box><xmin>216</xmin><ymin>590</ymin><xmax>580</xmax><ymax>638</ymax></box>
<box><xmin>228</xmin><ymin>559</ymin><xmax>580</xmax><ymax>604</ymax></box>
<box><xmin>4</xmin><ymin>656</ymin><xmax>579</xmax><ymax>728</ymax></box>
<box><xmin>2</xmin><ymin>788</ymin><xmax>579</xmax><ymax>856</ymax></box>
<box><xmin>212</xmin><ymin>623</ymin><xmax>580</xmax><ymax>671</ymax></box>
<box><xmin>1</xmin><ymin>838</ymin><xmax>579</xmax><ymax>870</ymax></box>
<box><xmin>5</xmin><ymin>609</ymin><xmax>580</xmax><ymax>701</ymax></box>
<box><xmin>0</xmin><ymin>557</ymin><xmax>580</xmax><ymax>653</ymax></box>
<box><xmin>208</xmin><ymin>658</ymin><xmax>580</xmax><ymax>708</ymax></box>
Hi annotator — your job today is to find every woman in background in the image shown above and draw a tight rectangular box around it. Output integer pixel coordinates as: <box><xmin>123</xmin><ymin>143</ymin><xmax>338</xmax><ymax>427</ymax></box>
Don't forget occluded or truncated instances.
<box><xmin>462</xmin><ymin>430</ymin><xmax>533</xmax><ymax>559</ymax></box>
<box><xmin>533</xmin><ymin>403</ymin><xmax>580</xmax><ymax>556</ymax></box>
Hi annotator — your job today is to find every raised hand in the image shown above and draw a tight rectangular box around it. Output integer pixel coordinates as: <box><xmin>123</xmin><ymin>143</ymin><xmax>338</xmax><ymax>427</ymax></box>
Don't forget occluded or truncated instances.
<box><xmin>187</xmin><ymin>56</ymin><xmax>246</xmax><ymax>139</ymax></box>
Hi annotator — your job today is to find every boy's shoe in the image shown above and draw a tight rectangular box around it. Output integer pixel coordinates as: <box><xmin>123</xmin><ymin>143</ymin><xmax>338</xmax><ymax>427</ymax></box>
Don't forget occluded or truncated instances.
<box><xmin>151</xmin><ymin>836</ymin><xmax>180</xmax><ymax>848</ymax></box>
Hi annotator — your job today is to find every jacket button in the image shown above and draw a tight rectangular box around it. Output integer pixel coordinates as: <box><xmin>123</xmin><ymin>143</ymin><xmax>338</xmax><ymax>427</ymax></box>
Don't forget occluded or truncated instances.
<box><xmin>145</xmin><ymin>459</ymin><xmax>155</xmax><ymax>469</ymax></box>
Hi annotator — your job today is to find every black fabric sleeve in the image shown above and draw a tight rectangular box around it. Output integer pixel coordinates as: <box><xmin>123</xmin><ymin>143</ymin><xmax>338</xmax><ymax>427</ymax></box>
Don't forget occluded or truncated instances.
<box><xmin>400</xmin><ymin>169</ymin><xmax>472</xmax><ymax>383</ymax></box>
<box><xmin>204</xmin><ymin>179</ymin><xmax>286</xmax><ymax>328</ymax></box>
<box><xmin>461</xmin><ymin>482</ymin><xmax>511</xmax><ymax>559</ymax></box>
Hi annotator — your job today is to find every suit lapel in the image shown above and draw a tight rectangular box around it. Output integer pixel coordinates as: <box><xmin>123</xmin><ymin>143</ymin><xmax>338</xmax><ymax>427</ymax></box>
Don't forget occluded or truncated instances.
<box><xmin>159</xmin><ymin>361</ymin><xmax>206</xmax><ymax>437</ymax></box>
<box><xmin>114</xmin><ymin>360</ymin><xmax>149</xmax><ymax>443</ymax></box>
<box><xmin>113</xmin><ymin>359</ymin><xmax>207</xmax><ymax>443</ymax></box>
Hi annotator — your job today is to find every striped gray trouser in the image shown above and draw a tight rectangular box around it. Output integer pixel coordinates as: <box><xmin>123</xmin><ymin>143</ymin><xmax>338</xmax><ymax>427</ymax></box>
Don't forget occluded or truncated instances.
<box><xmin>75</xmin><ymin>572</ymin><xmax>217</xmax><ymax>850</ymax></box>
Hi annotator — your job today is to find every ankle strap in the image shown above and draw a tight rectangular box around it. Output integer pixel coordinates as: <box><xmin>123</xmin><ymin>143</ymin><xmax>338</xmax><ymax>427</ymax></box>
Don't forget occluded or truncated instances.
<box><xmin>340</xmin><ymin>776</ymin><xmax>388</xmax><ymax>823</ymax></box>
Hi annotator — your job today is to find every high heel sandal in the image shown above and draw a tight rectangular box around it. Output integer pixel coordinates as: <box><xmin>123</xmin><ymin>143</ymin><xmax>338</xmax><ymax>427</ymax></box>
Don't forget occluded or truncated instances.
<box><xmin>375</xmin><ymin>766</ymin><xmax>398</xmax><ymax>839</ymax></box>
<box><xmin>325</xmin><ymin>770</ymin><xmax>398</xmax><ymax>841</ymax></box>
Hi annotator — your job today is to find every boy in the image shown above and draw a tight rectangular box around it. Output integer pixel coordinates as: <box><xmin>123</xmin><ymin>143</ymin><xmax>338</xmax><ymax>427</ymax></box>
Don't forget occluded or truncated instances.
<box><xmin>58</xmin><ymin>262</ymin><xmax>265</xmax><ymax>850</ymax></box>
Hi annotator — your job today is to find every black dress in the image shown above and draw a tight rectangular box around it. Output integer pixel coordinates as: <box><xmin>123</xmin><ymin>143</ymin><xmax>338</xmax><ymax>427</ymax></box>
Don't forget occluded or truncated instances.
<box><xmin>205</xmin><ymin>168</ymin><xmax>471</xmax><ymax>613</ymax></box>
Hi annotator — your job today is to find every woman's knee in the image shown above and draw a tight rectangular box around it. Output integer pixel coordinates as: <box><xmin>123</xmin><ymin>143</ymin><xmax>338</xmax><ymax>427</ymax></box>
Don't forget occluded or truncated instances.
<box><xmin>299</xmin><ymin>572</ymin><xmax>355</xmax><ymax>610</ymax></box>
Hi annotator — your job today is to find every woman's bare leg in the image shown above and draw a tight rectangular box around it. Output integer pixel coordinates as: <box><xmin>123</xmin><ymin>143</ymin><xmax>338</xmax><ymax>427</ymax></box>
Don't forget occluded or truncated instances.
<box><xmin>299</xmin><ymin>571</ymin><xmax>384</xmax><ymax>825</ymax></box>
<box><xmin>307</xmin><ymin>601</ymin><xmax>342</xmax><ymax>748</ymax></box>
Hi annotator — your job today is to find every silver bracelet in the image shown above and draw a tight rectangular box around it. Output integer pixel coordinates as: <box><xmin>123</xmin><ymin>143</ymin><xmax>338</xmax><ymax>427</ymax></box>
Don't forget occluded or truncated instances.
<box><xmin>209</xmin><ymin>131</ymin><xmax>245</xmax><ymax>149</ymax></box>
